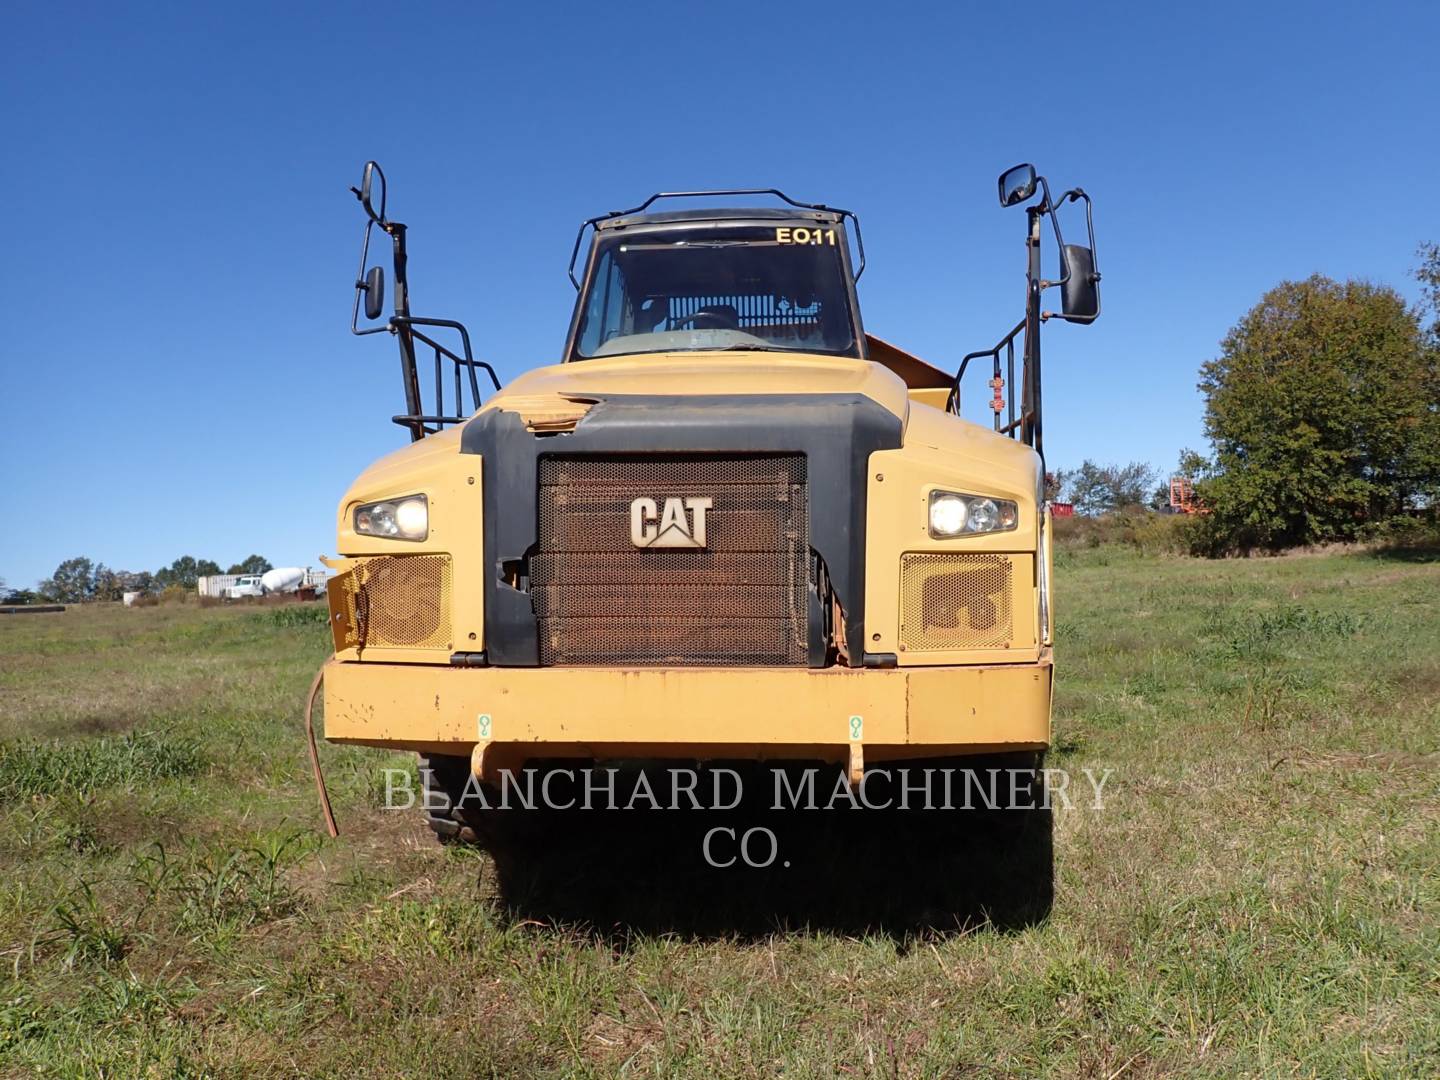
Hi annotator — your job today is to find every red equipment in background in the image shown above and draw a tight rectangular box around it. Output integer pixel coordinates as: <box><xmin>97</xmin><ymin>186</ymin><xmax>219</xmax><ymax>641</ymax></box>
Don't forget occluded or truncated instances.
<box><xmin>1169</xmin><ymin>477</ymin><xmax>1198</xmax><ymax>514</ymax></box>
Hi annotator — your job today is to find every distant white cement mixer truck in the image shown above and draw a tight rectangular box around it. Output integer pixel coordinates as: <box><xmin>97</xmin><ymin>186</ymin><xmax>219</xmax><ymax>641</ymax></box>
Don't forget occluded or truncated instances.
<box><xmin>198</xmin><ymin>568</ymin><xmax>329</xmax><ymax>600</ymax></box>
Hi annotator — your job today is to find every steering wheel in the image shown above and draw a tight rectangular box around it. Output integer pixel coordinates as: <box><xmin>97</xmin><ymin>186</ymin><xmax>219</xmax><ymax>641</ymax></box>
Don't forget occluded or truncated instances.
<box><xmin>675</xmin><ymin>310</ymin><xmax>738</xmax><ymax>331</ymax></box>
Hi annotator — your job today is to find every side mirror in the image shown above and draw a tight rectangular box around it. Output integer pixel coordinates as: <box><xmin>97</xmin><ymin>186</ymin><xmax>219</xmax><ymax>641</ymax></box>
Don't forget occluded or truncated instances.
<box><xmin>362</xmin><ymin>265</ymin><xmax>386</xmax><ymax>321</ymax></box>
<box><xmin>999</xmin><ymin>164</ymin><xmax>1037</xmax><ymax>208</ymax></box>
<box><xmin>1060</xmin><ymin>245</ymin><xmax>1099</xmax><ymax>322</ymax></box>
<box><xmin>357</xmin><ymin>161</ymin><xmax>387</xmax><ymax>224</ymax></box>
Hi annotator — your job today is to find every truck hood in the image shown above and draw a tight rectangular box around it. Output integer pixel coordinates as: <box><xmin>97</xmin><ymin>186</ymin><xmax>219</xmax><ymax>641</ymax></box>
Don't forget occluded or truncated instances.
<box><xmin>481</xmin><ymin>351</ymin><xmax>911</xmax><ymax>425</ymax></box>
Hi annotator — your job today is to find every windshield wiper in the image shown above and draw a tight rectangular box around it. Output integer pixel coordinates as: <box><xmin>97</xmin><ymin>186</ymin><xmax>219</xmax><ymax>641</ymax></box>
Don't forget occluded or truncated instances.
<box><xmin>620</xmin><ymin>240</ymin><xmax>768</xmax><ymax>251</ymax></box>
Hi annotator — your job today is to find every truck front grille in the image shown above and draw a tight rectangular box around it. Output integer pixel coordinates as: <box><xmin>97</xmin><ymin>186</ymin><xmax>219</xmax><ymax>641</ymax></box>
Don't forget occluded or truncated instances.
<box><xmin>533</xmin><ymin>454</ymin><xmax>808</xmax><ymax>665</ymax></box>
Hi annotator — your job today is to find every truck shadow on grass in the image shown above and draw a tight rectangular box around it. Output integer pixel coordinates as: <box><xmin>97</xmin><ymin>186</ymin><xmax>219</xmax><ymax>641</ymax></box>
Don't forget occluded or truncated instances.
<box><xmin>472</xmin><ymin>762</ymin><xmax>1053</xmax><ymax>941</ymax></box>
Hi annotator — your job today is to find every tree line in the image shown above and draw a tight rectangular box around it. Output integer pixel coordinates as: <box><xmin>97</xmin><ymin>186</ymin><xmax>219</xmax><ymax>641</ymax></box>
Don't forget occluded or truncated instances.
<box><xmin>1050</xmin><ymin>246</ymin><xmax>1439</xmax><ymax>554</ymax></box>
<box><xmin>1046</xmin><ymin>461</ymin><xmax>1169</xmax><ymax>516</ymax></box>
<box><xmin>1</xmin><ymin>554</ymin><xmax>273</xmax><ymax>605</ymax></box>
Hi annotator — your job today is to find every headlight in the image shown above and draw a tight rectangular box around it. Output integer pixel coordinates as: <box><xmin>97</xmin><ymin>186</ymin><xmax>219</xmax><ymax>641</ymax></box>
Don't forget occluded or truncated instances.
<box><xmin>354</xmin><ymin>494</ymin><xmax>429</xmax><ymax>540</ymax></box>
<box><xmin>928</xmin><ymin>494</ymin><xmax>968</xmax><ymax>535</ymax></box>
<box><xmin>927</xmin><ymin>490</ymin><xmax>1018</xmax><ymax>538</ymax></box>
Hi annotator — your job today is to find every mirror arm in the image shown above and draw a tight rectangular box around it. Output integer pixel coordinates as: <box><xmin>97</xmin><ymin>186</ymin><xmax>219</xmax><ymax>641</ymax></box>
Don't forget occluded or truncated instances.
<box><xmin>350</xmin><ymin>219</ymin><xmax>389</xmax><ymax>337</ymax></box>
<box><xmin>1042</xmin><ymin>188</ymin><xmax>1101</xmax><ymax>323</ymax></box>
<box><xmin>348</xmin><ymin>160</ymin><xmax>499</xmax><ymax>442</ymax></box>
<box><xmin>1034</xmin><ymin>184</ymin><xmax>1103</xmax><ymax>312</ymax></box>
<box><xmin>1032</xmin><ymin>175</ymin><xmax>1074</xmax><ymax>288</ymax></box>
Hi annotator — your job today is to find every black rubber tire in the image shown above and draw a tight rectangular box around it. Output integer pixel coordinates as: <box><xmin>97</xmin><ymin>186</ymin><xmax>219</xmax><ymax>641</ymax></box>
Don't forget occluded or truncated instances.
<box><xmin>418</xmin><ymin>753</ymin><xmax>481</xmax><ymax>845</ymax></box>
<box><xmin>959</xmin><ymin>750</ymin><xmax>1054</xmax><ymax>927</ymax></box>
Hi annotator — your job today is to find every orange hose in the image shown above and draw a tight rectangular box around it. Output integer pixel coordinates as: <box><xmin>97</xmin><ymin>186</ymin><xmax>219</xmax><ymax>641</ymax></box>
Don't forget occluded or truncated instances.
<box><xmin>304</xmin><ymin>663</ymin><xmax>339</xmax><ymax>838</ymax></box>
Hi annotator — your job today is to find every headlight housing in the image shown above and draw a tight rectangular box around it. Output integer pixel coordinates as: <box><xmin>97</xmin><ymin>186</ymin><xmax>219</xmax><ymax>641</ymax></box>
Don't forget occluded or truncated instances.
<box><xmin>928</xmin><ymin>490</ymin><xmax>1018</xmax><ymax>538</ymax></box>
<box><xmin>354</xmin><ymin>494</ymin><xmax>429</xmax><ymax>541</ymax></box>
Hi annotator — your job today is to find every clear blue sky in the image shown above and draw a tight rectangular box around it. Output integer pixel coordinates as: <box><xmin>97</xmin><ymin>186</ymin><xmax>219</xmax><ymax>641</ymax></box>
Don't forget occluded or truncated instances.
<box><xmin>2</xmin><ymin>1</ymin><xmax>1437</xmax><ymax>589</ymax></box>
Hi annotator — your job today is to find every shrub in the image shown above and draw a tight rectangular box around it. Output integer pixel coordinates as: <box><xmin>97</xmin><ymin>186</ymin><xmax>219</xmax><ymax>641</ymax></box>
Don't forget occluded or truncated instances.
<box><xmin>258</xmin><ymin>603</ymin><xmax>330</xmax><ymax>628</ymax></box>
<box><xmin>1359</xmin><ymin>515</ymin><xmax>1440</xmax><ymax>556</ymax></box>
<box><xmin>1053</xmin><ymin>510</ymin><xmax>1190</xmax><ymax>555</ymax></box>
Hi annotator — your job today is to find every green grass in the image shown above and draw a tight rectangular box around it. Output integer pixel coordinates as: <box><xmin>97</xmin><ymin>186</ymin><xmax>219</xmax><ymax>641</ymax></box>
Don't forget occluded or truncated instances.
<box><xmin>0</xmin><ymin>551</ymin><xmax>1436</xmax><ymax>1077</ymax></box>
<box><xmin>0</xmin><ymin>730</ymin><xmax>205</xmax><ymax>800</ymax></box>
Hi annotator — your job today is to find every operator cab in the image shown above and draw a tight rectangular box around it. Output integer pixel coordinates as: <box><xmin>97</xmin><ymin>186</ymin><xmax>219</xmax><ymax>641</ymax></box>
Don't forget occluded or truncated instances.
<box><xmin>564</xmin><ymin>205</ymin><xmax>867</xmax><ymax>363</ymax></box>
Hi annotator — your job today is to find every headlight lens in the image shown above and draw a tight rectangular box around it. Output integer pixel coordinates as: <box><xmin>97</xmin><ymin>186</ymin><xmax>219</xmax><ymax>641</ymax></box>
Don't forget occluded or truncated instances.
<box><xmin>969</xmin><ymin>498</ymin><xmax>1000</xmax><ymax>532</ymax></box>
<box><xmin>354</xmin><ymin>494</ymin><xmax>429</xmax><ymax>540</ymax></box>
<box><xmin>927</xmin><ymin>490</ymin><xmax>1018</xmax><ymax>537</ymax></box>
<box><xmin>928</xmin><ymin>494</ymin><xmax>968</xmax><ymax>536</ymax></box>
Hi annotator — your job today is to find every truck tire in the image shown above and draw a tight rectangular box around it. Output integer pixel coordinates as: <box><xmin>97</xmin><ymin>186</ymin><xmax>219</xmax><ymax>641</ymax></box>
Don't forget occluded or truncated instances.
<box><xmin>417</xmin><ymin>753</ymin><xmax>481</xmax><ymax>845</ymax></box>
<box><xmin>963</xmin><ymin>750</ymin><xmax>1054</xmax><ymax>926</ymax></box>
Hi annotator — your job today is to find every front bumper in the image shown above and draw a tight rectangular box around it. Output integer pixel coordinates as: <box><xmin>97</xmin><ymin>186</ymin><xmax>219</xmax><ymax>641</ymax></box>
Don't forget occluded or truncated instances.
<box><xmin>323</xmin><ymin>655</ymin><xmax>1051</xmax><ymax>775</ymax></box>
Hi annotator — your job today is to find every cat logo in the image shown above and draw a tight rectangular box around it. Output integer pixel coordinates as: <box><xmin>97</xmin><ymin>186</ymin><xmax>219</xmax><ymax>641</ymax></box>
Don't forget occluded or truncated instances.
<box><xmin>630</xmin><ymin>496</ymin><xmax>712</xmax><ymax>548</ymax></box>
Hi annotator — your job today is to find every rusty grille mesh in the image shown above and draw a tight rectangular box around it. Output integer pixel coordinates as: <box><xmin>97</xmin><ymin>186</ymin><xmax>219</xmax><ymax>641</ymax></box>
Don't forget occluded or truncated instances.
<box><xmin>330</xmin><ymin>554</ymin><xmax>452</xmax><ymax>651</ymax></box>
<box><xmin>534</xmin><ymin>454</ymin><xmax>808</xmax><ymax>665</ymax></box>
<box><xmin>899</xmin><ymin>554</ymin><xmax>1014</xmax><ymax>651</ymax></box>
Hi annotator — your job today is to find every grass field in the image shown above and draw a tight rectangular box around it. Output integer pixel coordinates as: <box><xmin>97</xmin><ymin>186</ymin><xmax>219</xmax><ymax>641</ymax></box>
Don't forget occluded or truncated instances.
<box><xmin>0</xmin><ymin>545</ymin><xmax>1436</xmax><ymax>1077</ymax></box>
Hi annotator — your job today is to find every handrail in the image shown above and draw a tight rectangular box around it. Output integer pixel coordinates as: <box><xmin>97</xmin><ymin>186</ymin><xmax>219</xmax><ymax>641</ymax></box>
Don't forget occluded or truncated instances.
<box><xmin>390</xmin><ymin>319</ymin><xmax>501</xmax><ymax>438</ymax></box>
<box><xmin>947</xmin><ymin>318</ymin><xmax>1025</xmax><ymax>428</ymax></box>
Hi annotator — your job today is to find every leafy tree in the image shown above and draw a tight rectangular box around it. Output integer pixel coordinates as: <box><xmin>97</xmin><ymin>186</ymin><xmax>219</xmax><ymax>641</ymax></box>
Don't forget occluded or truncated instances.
<box><xmin>39</xmin><ymin>557</ymin><xmax>95</xmax><ymax>603</ymax></box>
<box><xmin>154</xmin><ymin>556</ymin><xmax>222</xmax><ymax>590</ymax></box>
<box><xmin>226</xmin><ymin>555</ymin><xmax>272</xmax><ymax>575</ymax></box>
<box><xmin>1043</xmin><ymin>470</ymin><xmax>1070</xmax><ymax>503</ymax></box>
<box><xmin>1416</xmin><ymin>242</ymin><xmax>1440</xmax><ymax>341</ymax></box>
<box><xmin>1067</xmin><ymin>460</ymin><xmax>1159</xmax><ymax>515</ymax></box>
<box><xmin>3</xmin><ymin>588</ymin><xmax>40</xmax><ymax>605</ymax></box>
<box><xmin>92</xmin><ymin>567</ymin><xmax>152</xmax><ymax>602</ymax></box>
<box><xmin>1196</xmin><ymin>275</ymin><xmax>1439</xmax><ymax>551</ymax></box>
<box><xmin>1175</xmin><ymin>448</ymin><xmax>1210</xmax><ymax>482</ymax></box>
<box><xmin>92</xmin><ymin>564</ymin><xmax>123</xmax><ymax>603</ymax></box>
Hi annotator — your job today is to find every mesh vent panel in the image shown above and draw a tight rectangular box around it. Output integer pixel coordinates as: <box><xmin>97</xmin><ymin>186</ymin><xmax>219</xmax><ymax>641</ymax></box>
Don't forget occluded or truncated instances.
<box><xmin>899</xmin><ymin>554</ymin><xmax>1014</xmax><ymax>651</ymax></box>
<box><xmin>330</xmin><ymin>554</ymin><xmax>452</xmax><ymax>651</ymax></box>
<box><xmin>533</xmin><ymin>454</ymin><xmax>808</xmax><ymax>666</ymax></box>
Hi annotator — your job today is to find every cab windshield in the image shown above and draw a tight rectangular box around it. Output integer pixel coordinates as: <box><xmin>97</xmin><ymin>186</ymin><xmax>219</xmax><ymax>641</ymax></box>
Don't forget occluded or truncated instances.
<box><xmin>572</xmin><ymin>221</ymin><xmax>861</xmax><ymax>360</ymax></box>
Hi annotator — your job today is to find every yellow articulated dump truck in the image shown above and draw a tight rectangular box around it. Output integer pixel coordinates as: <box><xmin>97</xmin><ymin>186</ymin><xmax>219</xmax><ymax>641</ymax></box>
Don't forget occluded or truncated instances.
<box><xmin>323</xmin><ymin>162</ymin><xmax>1100</xmax><ymax>864</ymax></box>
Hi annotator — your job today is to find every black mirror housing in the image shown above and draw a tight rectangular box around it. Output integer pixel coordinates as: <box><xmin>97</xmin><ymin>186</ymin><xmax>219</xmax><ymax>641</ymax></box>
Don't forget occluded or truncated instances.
<box><xmin>1060</xmin><ymin>244</ymin><xmax>1099</xmax><ymax>322</ymax></box>
<box><xmin>358</xmin><ymin>161</ymin><xmax>387</xmax><ymax>224</ymax></box>
<box><xmin>363</xmin><ymin>265</ymin><xmax>386</xmax><ymax>321</ymax></box>
<box><xmin>999</xmin><ymin>164</ymin><xmax>1037</xmax><ymax>208</ymax></box>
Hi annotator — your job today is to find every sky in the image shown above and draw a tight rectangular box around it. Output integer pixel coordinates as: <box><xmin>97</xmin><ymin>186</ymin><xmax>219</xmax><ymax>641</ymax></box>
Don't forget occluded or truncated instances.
<box><xmin>2</xmin><ymin>1</ymin><xmax>1437</xmax><ymax>589</ymax></box>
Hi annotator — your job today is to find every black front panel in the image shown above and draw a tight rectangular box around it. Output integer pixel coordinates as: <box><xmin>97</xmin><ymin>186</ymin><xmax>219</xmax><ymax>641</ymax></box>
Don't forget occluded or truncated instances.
<box><xmin>460</xmin><ymin>393</ymin><xmax>903</xmax><ymax>666</ymax></box>
<box><xmin>533</xmin><ymin>453</ymin><xmax>808</xmax><ymax>666</ymax></box>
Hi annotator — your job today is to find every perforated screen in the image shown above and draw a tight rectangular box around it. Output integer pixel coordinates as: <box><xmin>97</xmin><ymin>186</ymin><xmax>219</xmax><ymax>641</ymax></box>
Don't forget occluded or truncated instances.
<box><xmin>330</xmin><ymin>554</ymin><xmax>452</xmax><ymax>651</ymax></box>
<box><xmin>899</xmin><ymin>553</ymin><xmax>1014</xmax><ymax>651</ymax></box>
<box><xmin>533</xmin><ymin>454</ymin><xmax>808</xmax><ymax>665</ymax></box>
